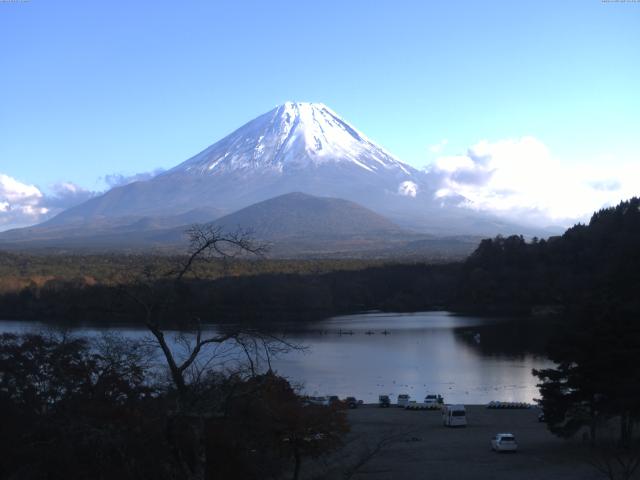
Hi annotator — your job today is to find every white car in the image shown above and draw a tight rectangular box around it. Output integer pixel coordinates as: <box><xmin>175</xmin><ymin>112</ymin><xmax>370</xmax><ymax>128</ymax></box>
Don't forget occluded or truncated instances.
<box><xmin>397</xmin><ymin>394</ymin><xmax>410</xmax><ymax>407</ymax></box>
<box><xmin>491</xmin><ymin>433</ymin><xmax>518</xmax><ymax>452</ymax></box>
<box><xmin>306</xmin><ymin>396</ymin><xmax>330</xmax><ymax>406</ymax></box>
<box><xmin>424</xmin><ymin>394</ymin><xmax>439</xmax><ymax>408</ymax></box>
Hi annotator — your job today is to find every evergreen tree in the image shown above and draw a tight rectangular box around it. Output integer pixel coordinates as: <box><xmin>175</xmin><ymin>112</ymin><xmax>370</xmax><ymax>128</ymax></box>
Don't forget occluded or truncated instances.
<box><xmin>534</xmin><ymin>301</ymin><xmax>640</xmax><ymax>445</ymax></box>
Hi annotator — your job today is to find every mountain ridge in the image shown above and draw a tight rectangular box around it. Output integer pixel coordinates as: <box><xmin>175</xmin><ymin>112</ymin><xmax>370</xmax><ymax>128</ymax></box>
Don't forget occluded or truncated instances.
<box><xmin>211</xmin><ymin>192</ymin><xmax>404</xmax><ymax>240</ymax></box>
<box><xmin>38</xmin><ymin>101</ymin><xmax>431</xmax><ymax>229</ymax></box>
<box><xmin>168</xmin><ymin>102</ymin><xmax>415</xmax><ymax>177</ymax></box>
<box><xmin>2</xmin><ymin>101</ymin><xmax>549</xmax><ymax>247</ymax></box>
<box><xmin>0</xmin><ymin>192</ymin><xmax>482</xmax><ymax>259</ymax></box>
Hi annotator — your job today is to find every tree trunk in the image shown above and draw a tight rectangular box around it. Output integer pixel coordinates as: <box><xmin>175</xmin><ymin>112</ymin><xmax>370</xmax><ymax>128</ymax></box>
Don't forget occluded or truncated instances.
<box><xmin>589</xmin><ymin>403</ymin><xmax>598</xmax><ymax>446</ymax></box>
<box><xmin>167</xmin><ymin>414</ymin><xmax>207</xmax><ymax>480</ymax></box>
<box><xmin>292</xmin><ymin>448</ymin><xmax>301</xmax><ymax>480</ymax></box>
<box><xmin>147</xmin><ymin>324</ymin><xmax>188</xmax><ymax>397</ymax></box>
<box><xmin>620</xmin><ymin>412</ymin><xmax>632</xmax><ymax>447</ymax></box>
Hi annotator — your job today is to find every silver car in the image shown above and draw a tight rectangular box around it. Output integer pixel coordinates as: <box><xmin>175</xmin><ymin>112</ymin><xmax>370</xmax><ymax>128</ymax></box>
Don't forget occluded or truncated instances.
<box><xmin>491</xmin><ymin>433</ymin><xmax>518</xmax><ymax>452</ymax></box>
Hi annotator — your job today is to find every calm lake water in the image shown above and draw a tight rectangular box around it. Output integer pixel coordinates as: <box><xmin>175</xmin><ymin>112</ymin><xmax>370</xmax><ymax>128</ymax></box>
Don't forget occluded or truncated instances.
<box><xmin>0</xmin><ymin>311</ymin><xmax>552</xmax><ymax>404</ymax></box>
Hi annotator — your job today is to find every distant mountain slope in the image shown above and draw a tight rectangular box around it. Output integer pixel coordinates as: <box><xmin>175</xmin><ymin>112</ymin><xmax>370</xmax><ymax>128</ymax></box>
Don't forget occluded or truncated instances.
<box><xmin>28</xmin><ymin>101</ymin><xmax>539</xmax><ymax>237</ymax></box>
<box><xmin>212</xmin><ymin>192</ymin><xmax>402</xmax><ymax>240</ymax></box>
<box><xmin>0</xmin><ymin>208</ymin><xmax>223</xmax><ymax>242</ymax></box>
<box><xmin>0</xmin><ymin>191</ymin><xmax>481</xmax><ymax>259</ymax></box>
<box><xmin>44</xmin><ymin>102</ymin><xmax>424</xmax><ymax>228</ymax></box>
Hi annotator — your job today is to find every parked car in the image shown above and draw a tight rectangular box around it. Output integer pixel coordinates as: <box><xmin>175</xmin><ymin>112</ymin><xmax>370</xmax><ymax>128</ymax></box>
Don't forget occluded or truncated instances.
<box><xmin>405</xmin><ymin>401</ymin><xmax>429</xmax><ymax>410</ymax></box>
<box><xmin>397</xmin><ymin>394</ymin><xmax>410</xmax><ymax>408</ymax></box>
<box><xmin>538</xmin><ymin>412</ymin><xmax>545</xmax><ymax>422</ymax></box>
<box><xmin>424</xmin><ymin>394</ymin><xmax>439</xmax><ymax>408</ymax></box>
<box><xmin>491</xmin><ymin>433</ymin><xmax>518</xmax><ymax>452</ymax></box>
<box><xmin>306</xmin><ymin>396</ymin><xmax>330</xmax><ymax>406</ymax></box>
<box><xmin>327</xmin><ymin>395</ymin><xmax>340</xmax><ymax>406</ymax></box>
<box><xmin>345</xmin><ymin>396</ymin><xmax>359</xmax><ymax>409</ymax></box>
<box><xmin>379</xmin><ymin>395</ymin><xmax>391</xmax><ymax>407</ymax></box>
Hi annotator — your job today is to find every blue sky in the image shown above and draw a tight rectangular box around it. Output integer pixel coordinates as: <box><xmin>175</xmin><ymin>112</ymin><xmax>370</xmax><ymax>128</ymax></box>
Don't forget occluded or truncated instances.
<box><xmin>0</xmin><ymin>0</ymin><xmax>639</xmax><ymax>228</ymax></box>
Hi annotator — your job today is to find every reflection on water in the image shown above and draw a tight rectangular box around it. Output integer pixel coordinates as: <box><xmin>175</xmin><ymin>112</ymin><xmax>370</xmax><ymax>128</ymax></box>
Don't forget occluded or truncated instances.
<box><xmin>272</xmin><ymin>312</ymin><xmax>552</xmax><ymax>404</ymax></box>
<box><xmin>0</xmin><ymin>311</ymin><xmax>553</xmax><ymax>404</ymax></box>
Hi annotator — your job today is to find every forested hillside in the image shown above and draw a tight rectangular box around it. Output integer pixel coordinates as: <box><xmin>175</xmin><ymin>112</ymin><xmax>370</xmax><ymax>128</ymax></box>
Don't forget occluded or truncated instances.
<box><xmin>0</xmin><ymin>262</ymin><xmax>461</xmax><ymax>324</ymax></box>
<box><xmin>459</xmin><ymin>197</ymin><xmax>640</xmax><ymax>312</ymax></box>
<box><xmin>1</xmin><ymin>198</ymin><xmax>638</xmax><ymax>324</ymax></box>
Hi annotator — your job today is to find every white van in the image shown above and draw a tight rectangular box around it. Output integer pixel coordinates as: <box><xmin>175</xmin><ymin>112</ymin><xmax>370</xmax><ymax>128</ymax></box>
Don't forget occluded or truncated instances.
<box><xmin>397</xmin><ymin>394</ymin><xmax>410</xmax><ymax>407</ymax></box>
<box><xmin>442</xmin><ymin>404</ymin><xmax>467</xmax><ymax>427</ymax></box>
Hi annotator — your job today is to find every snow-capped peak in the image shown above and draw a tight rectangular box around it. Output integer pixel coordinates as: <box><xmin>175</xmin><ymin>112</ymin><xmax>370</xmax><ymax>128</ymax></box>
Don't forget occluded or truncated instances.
<box><xmin>171</xmin><ymin>102</ymin><xmax>415</xmax><ymax>177</ymax></box>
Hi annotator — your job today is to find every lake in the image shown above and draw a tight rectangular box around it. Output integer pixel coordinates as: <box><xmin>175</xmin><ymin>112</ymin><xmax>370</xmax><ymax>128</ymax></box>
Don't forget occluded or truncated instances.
<box><xmin>0</xmin><ymin>311</ymin><xmax>552</xmax><ymax>404</ymax></box>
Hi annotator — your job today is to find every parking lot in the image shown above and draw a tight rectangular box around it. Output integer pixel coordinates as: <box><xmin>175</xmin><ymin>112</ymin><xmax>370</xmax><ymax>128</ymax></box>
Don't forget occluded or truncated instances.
<box><xmin>314</xmin><ymin>405</ymin><xmax>603</xmax><ymax>480</ymax></box>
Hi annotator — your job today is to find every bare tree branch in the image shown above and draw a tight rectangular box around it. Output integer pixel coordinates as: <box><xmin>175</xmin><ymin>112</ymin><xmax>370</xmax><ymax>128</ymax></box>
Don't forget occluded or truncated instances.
<box><xmin>174</xmin><ymin>225</ymin><xmax>267</xmax><ymax>281</ymax></box>
<box><xmin>587</xmin><ymin>442</ymin><xmax>640</xmax><ymax>480</ymax></box>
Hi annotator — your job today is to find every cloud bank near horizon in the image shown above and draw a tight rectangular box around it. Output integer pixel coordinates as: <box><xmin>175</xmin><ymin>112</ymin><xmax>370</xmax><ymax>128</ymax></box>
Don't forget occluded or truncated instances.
<box><xmin>1</xmin><ymin>141</ymin><xmax>638</xmax><ymax>233</ymax></box>
<box><xmin>425</xmin><ymin>136</ymin><xmax>639</xmax><ymax>227</ymax></box>
<box><xmin>102</xmin><ymin>168</ymin><xmax>165</xmax><ymax>188</ymax></box>
<box><xmin>0</xmin><ymin>174</ymin><xmax>96</xmax><ymax>230</ymax></box>
<box><xmin>0</xmin><ymin>168</ymin><xmax>164</xmax><ymax>231</ymax></box>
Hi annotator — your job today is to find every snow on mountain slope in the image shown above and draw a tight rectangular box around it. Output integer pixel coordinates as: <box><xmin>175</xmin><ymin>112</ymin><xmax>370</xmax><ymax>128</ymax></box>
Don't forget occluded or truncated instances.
<box><xmin>169</xmin><ymin>102</ymin><xmax>414</xmax><ymax>178</ymax></box>
<box><xmin>15</xmin><ymin>101</ymin><xmax>538</xmax><ymax>238</ymax></box>
<box><xmin>38</xmin><ymin>102</ymin><xmax>430</xmax><ymax>228</ymax></box>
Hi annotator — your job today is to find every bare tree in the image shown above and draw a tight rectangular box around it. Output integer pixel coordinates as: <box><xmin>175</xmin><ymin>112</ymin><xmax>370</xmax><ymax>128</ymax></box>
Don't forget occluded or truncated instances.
<box><xmin>118</xmin><ymin>225</ymin><xmax>296</xmax><ymax>480</ymax></box>
<box><xmin>175</xmin><ymin>224</ymin><xmax>267</xmax><ymax>281</ymax></box>
<box><xmin>120</xmin><ymin>226</ymin><xmax>271</xmax><ymax>399</ymax></box>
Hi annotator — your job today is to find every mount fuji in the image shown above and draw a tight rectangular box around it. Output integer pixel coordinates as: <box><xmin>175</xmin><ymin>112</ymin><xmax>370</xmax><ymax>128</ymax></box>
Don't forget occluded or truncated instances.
<box><xmin>46</xmin><ymin>102</ymin><xmax>431</xmax><ymax>226</ymax></box>
<box><xmin>0</xmin><ymin>102</ymin><xmax>538</xmax><ymax>253</ymax></box>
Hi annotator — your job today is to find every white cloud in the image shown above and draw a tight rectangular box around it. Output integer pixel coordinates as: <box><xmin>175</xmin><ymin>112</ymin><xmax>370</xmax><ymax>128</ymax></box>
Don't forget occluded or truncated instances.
<box><xmin>425</xmin><ymin>136</ymin><xmax>640</xmax><ymax>226</ymax></box>
<box><xmin>103</xmin><ymin>168</ymin><xmax>165</xmax><ymax>188</ymax></box>
<box><xmin>428</xmin><ymin>138</ymin><xmax>448</xmax><ymax>154</ymax></box>
<box><xmin>45</xmin><ymin>181</ymin><xmax>96</xmax><ymax>210</ymax></box>
<box><xmin>0</xmin><ymin>174</ymin><xmax>43</xmax><ymax>205</ymax></box>
<box><xmin>398</xmin><ymin>180</ymin><xmax>418</xmax><ymax>197</ymax></box>
<box><xmin>0</xmin><ymin>174</ymin><xmax>45</xmax><ymax>230</ymax></box>
<box><xmin>0</xmin><ymin>174</ymin><xmax>96</xmax><ymax>231</ymax></box>
<box><xmin>0</xmin><ymin>167</ymin><xmax>163</xmax><ymax>231</ymax></box>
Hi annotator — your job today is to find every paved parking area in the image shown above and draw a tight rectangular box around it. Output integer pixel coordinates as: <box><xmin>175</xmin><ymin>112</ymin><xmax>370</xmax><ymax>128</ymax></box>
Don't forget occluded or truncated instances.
<box><xmin>313</xmin><ymin>405</ymin><xmax>602</xmax><ymax>480</ymax></box>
